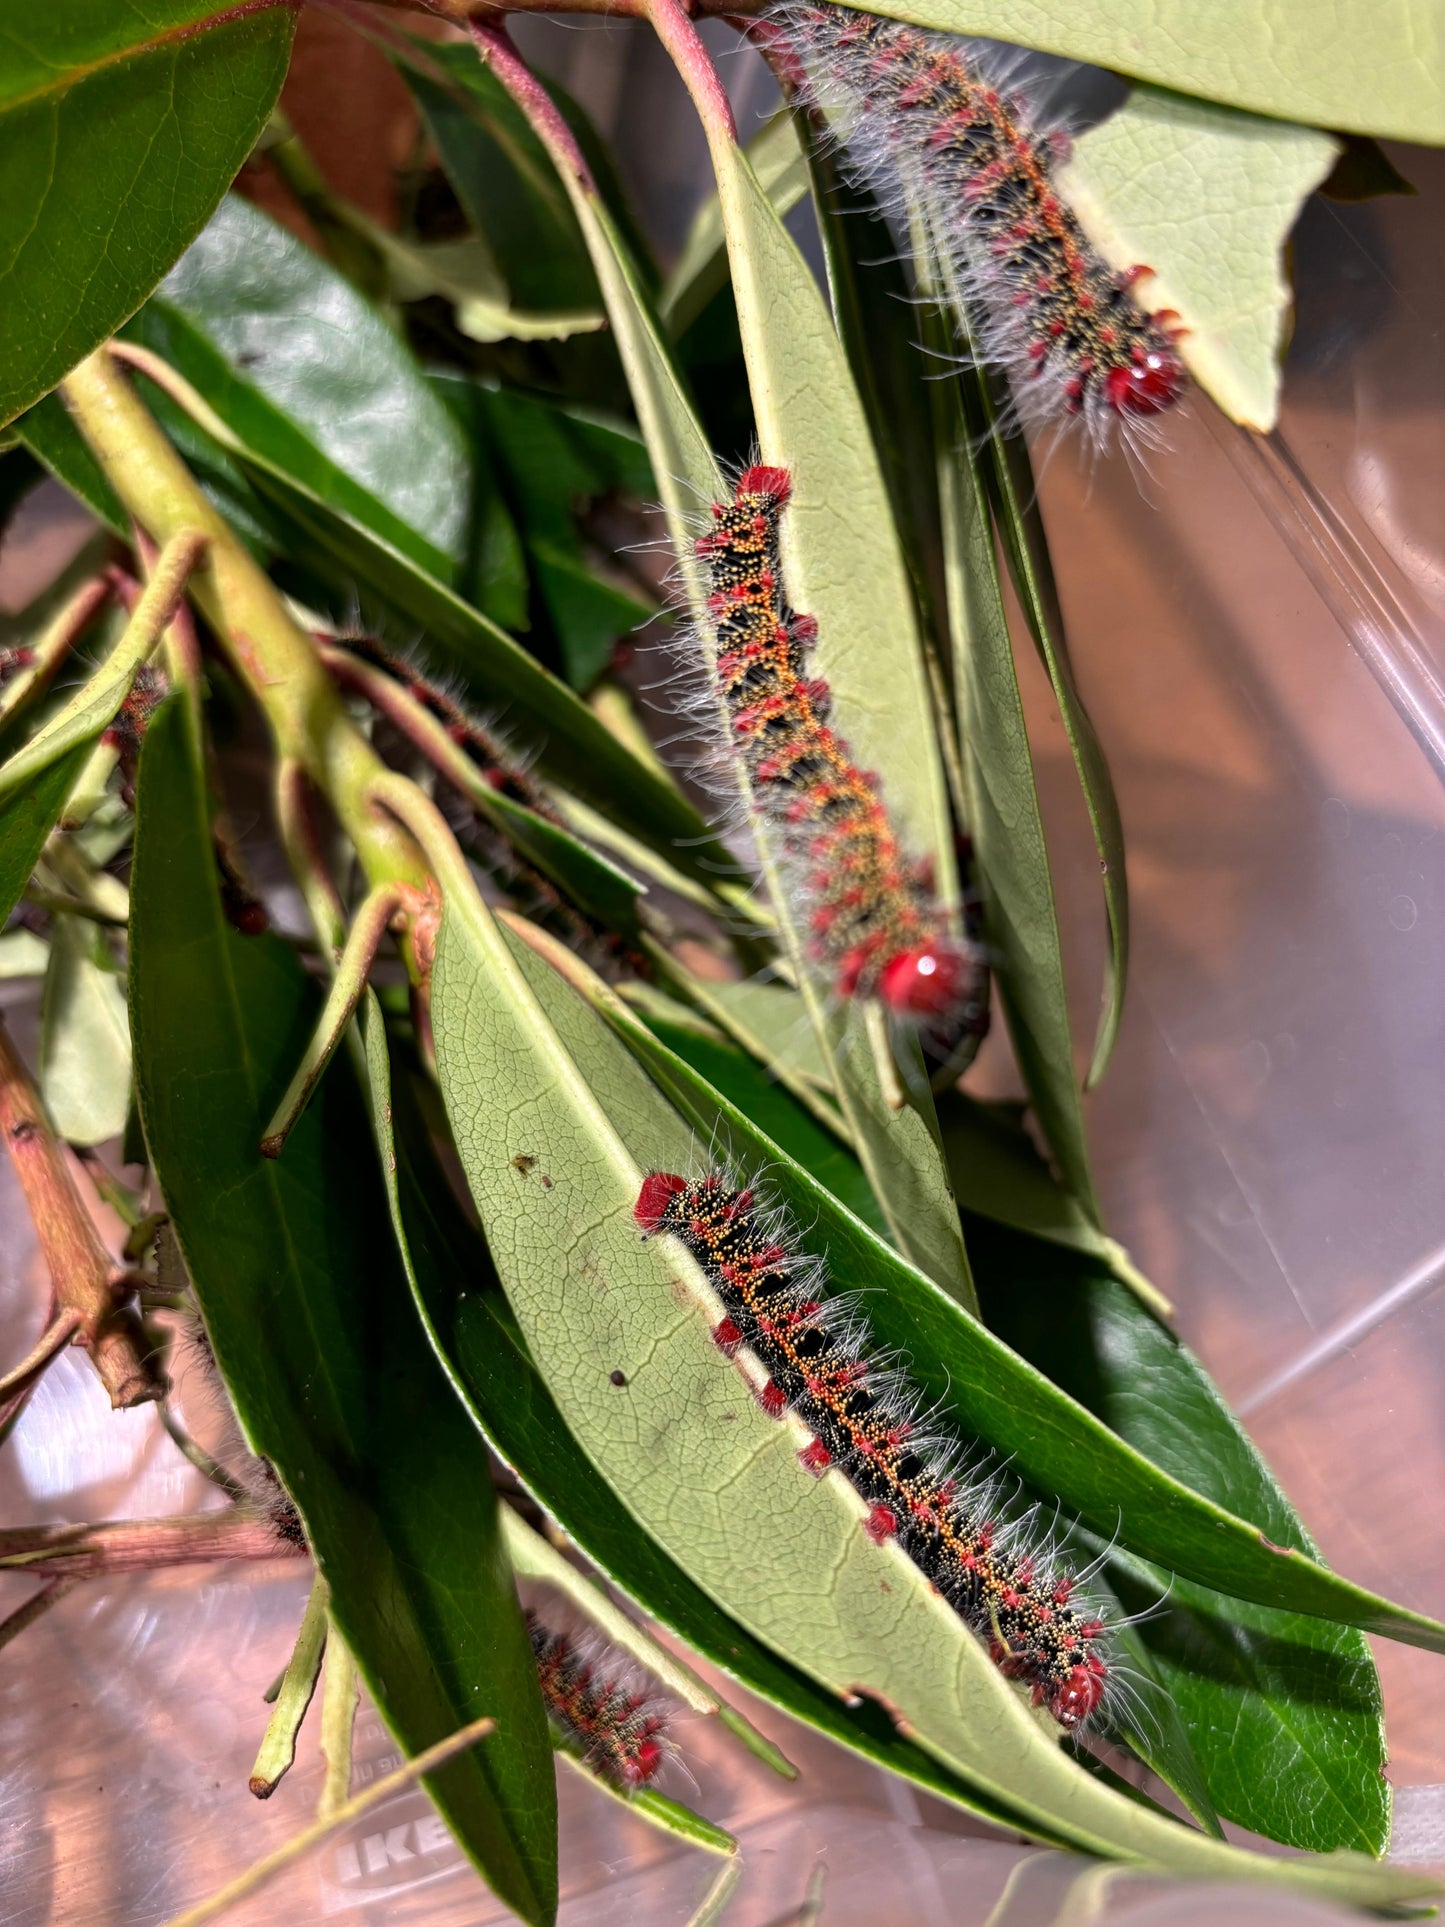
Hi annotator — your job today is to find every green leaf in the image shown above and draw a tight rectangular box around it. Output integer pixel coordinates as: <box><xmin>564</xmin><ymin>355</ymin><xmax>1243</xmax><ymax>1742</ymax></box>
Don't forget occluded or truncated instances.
<box><xmin>0</xmin><ymin>1</ymin><xmax>295</xmax><ymax>428</ymax></box>
<box><xmin>15</xmin><ymin>395</ymin><xmax>128</xmax><ymax>534</ymax></box>
<box><xmin>969</xmin><ymin>1222</ymin><xmax>1391</xmax><ymax>1856</ymax></box>
<box><xmin>39</xmin><ymin>912</ymin><xmax>130</xmax><ymax>1145</ymax></box>
<box><xmin>133</xmin><ymin>194</ymin><xmax>471</xmax><ymax>575</ymax></box>
<box><xmin>381</xmin><ymin>1052</ymin><xmax>1056</xmax><ymax>1840</ymax></box>
<box><xmin>936</xmin><ymin>359</ymin><xmax>1100</xmax><ymax>1220</ymax></box>
<box><xmin>861</xmin><ymin>0</ymin><xmax>1444</xmax><ymax>143</ymax></box>
<box><xmin>459</xmin><ymin>382</ymin><xmax>655</xmax><ymax>691</ymax></box>
<box><xmin>0</xmin><ymin>748</ymin><xmax>87</xmax><ymax>928</ymax></box>
<box><xmin>129</xmin><ymin>697</ymin><xmax>558</xmax><ymax>1927</ymax></box>
<box><xmin>423</xmin><ymin>868</ymin><xmax>1436</xmax><ymax>1904</ymax></box>
<box><xmin>1057</xmin><ymin>89</ymin><xmax>1339</xmax><ymax>433</ymax></box>
<box><xmin>399</xmin><ymin>46</ymin><xmax>601</xmax><ymax>315</ymax></box>
<box><xmin>661</xmin><ymin>111</ymin><xmax>812</xmax><ymax>338</ymax></box>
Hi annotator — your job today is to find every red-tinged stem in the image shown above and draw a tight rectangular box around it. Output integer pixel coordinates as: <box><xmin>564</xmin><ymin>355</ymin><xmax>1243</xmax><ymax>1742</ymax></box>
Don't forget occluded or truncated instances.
<box><xmin>0</xmin><ymin>1511</ymin><xmax>304</xmax><ymax>1582</ymax></box>
<box><xmin>0</xmin><ymin>575</ymin><xmax>114</xmax><ymax>733</ymax></box>
<box><xmin>0</xmin><ymin>1577</ymin><xmax>82</xmax><ymax>1656</ymax></box>
<box><xmin>0</xmin><ymin>1306</ymin><xmax>83</xmax><ymax>1404</ymax></box>
<box><xmin>0</xmin><ymin>1019</ymin><xmax>164</xmax><ymax>1411</ymax></box>
<box><xmin>467</xmin><ymin>19</ymin><xmax>597</xmax><ymax>191</ymax></box>
<box><xmin>135</xmin><ymin>526</ymin><xmax>204</xmax><ymax>685</ymax></box>
<box><xmin>636</xmin><ymin>0</ymin><xmax>739</xmax><ymax>143</ymax></box>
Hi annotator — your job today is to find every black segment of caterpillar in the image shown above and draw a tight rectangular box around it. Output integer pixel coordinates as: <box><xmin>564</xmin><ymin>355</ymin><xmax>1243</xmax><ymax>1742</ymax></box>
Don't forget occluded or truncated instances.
<box><xmin>527</xmin><ymin>1611</ymin><xmax>673</xmax><ymax>1788</ymax></box>
<box><xmin>636</xmin><ymin>1168</ymin><xmax>1110</xmax><ymax>1728</ymax></box>
<box><xmin>696</xmin><ymin>464</ymin><xmax>988</xmax><ymax>1040</ymax></box>
<box><xmin>773</xmin><ymin>4</ymin><xmax>1186</xmax><ymax>440</ymax></box>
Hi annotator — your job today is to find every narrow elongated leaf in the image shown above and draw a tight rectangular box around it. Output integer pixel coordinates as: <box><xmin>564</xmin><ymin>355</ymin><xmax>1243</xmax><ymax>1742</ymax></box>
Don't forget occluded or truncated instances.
<box><xmin>572</xmin><ymin>68</ymin><xmax>970</xmax><ymax>1296</ymax></box>
<box><xmin>129</xmin><ymin>698</ymin><xmax>558</xmax><ymax>1927</ymax></box>
<box><xmin>40</xmin><ymin>913</ymin><xmax>130</xmax><ymax>1145</ymax></box>
<box><xmin>661</xmin><ymin>111</ymin><xmax>812</xmax><ymax>337</ymax></box>
<box><xmin>936</xmin><ymin>355</ymin><xmax>1101</xmax><ymax>1220</ymax></box>
<box><xmin>1058</xmin><ymin>90</ymin><xmax>1339</xmax><ymax>433</ymax></box>
<box><xmin>0</xmin><ymin>747</ymin><xmax>87</xmax><ymax>927</ymax></box>
<box><xmin>858</xmin><ymin>0</ymin><xmax>1443</xmax><ymax>143</ymax></box>
<box><xmin>0</xmin><ymin>1</ymin><xmax>295</xmax><ymax>428</ymax></box>
<box><xmin>424</xmin><ymin>860</ymin><xmax>1436</xmax><ymax>1905</ymax></box>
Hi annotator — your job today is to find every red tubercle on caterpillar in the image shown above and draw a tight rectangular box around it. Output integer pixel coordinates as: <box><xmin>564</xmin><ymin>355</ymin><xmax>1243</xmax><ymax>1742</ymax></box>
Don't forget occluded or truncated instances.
<box><xmin>1043</xmin><ymin>1655</ymin><xmax>1109</xmax><ymax>1729</ymax></box>
<box><xmin>1105</xmin><ymin>346</ymin><xmax>1186</xmax><ymax>417</ymax></box>
<box><xmin>876</xmin><ymin>940</ymin><xmax>980</xmax><ymax>1021</ymax></box>
<box><xmin>759</xmin><ymin>1378</ymin><xmax>788</xmax><ymax>1417</ymax></box>
<box><xmin>799</xmin><ymin>1438</ymin><xmax>832</xmax><ymax>1475</ymax></box>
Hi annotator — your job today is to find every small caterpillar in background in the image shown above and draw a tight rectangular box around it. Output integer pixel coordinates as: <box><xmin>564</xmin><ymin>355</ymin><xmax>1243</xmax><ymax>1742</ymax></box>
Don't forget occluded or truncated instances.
<box><xmin>695</xmin><ymin>464</ymin><xmax>988</xmax><ymax>1042</ymax></box>
<box><xmin>527</xmin><ymin>1610</ymin><xmax>676</xmax><ymax>1787</ymax></box>
<box><xmin>773</xmin><ymin>3</ymin><xmax>1186</xmax><ymax>444</ymax></box>
<box><xmin>636</xmin><ymin>1168</ymin><xmax>1112</xmax><ymax>1729</ymax></box>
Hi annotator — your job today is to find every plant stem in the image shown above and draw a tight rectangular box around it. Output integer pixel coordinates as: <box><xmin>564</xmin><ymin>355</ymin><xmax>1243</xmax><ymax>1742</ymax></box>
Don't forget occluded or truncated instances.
<box><xmin>0</xmin><ymin>1018</ymin><xmax>163</xmax><ymax>1410</ymax></box>
<box><xmin>160</xmin><ymin>1715</ymin><xmax>497</xmax><ymax>1927</ymax></box>
<box><xmin>467</xmin><ymin>20</ymin><xmax>597</xmax><ymax>189</ymax></box>
<box><xmin>317</xmin><ymin>1622</ymin><xmax>359</xmax><ymax>1819</ymax></box>
<box><xmin>275</xmin><ymin>759</ymin><xmax>347</xmax><ymax>956</ymax></box>
<box><xmin>635</xmin><ymin>0</ymin><xmax>739</xmax><ymax>143</ymax></box>
<box><xmin>0</xmin><ymin>575</ymin><xmax>113</xmax><ymax>732</ymax></box>
<box><xmin>0</xmin><ymin>1577</ymin><xmax>82</xmax><ymax>1657</ymax></box>
<box><xmin>250</xmin><ymin>1571</ymin><xmax>329</xmax><ymax>1799</ymax></box>
<box><xmin>260</xmin><ymin>884</ymin><xmax>405</xmax><ymax>1157</ymax></box>
<box><xmin>57</xmin><ymin>351</ymin><xmax>430</xmax><ymax>935</ymax></box>
<box><xmin>0</xmin><ymin>1510</ymin><xmax>302</xmax><ymax>1581</ymax></box>
<box><xmin>0</xmin><ymin>1307</ymin><xmax>83</xmax><ymax>1403</ymax></box>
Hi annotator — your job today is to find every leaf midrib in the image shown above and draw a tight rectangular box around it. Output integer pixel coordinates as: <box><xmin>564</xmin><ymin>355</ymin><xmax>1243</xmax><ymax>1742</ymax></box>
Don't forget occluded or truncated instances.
<box><xmin>0</xmin><ymin>0</ymin><xmax>293</xmax><ymax>115</ymax></box>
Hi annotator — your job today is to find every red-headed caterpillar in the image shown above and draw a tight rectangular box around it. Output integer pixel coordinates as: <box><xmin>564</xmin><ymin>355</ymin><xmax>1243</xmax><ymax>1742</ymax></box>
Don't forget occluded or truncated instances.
<box><xmin>773</xmin><ymin>4</ymin><xmax>1186</xmax><ymax>446</ymax></box>
<box><xmin>528</xmin><ymin>1610</ymin><xmax>676</xmax><ymax>1788</ymax></box>
<box><xmin>636</xmin><ymin>1167</ymin><xmax>1112</xmax><ymax>1729</ymax></box>
<box><xmin>695</xmin><ymin>464</ymin><xmax>988</xmax><ymax>1046</ymax></box>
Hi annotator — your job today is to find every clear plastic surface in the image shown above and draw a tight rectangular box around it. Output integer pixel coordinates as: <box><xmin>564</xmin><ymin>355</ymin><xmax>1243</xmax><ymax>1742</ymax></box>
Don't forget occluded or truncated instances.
<box><xmin>3</xmin><ymin>23</ymin><xmax>1443</xmax><ymax>1925</ymax></box>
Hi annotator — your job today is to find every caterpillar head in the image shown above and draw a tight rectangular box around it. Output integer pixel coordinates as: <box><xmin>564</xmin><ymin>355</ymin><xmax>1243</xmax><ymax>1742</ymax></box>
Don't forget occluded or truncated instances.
<box><xmin>1045</xmin><ymin>1655</ymin><xmax>1109</xmax><ymax>1728</ymax></box>
<box><xmin>635</xmin><ymin>1171</ymin><xmax>687</xmax><ymax>1232</ymax></box>
<box><xmin>1105</xmin><ymin>345</ymin><xmax>1184</xmax><ymax>417</ymax></box>
<box><xmin>876</xmin><ymin>940</ymin><xmax>984</xmax><ymax>1023</ymax></box>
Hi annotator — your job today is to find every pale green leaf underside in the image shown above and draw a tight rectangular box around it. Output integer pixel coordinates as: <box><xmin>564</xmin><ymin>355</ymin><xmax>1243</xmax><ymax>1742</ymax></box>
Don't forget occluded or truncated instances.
<box><xmin>1059</xmin><ymin>89</ymin><xmax>1340</xmax><ymax>432</ymax></box>
<box><xmin>548</xmin><ymin>152</ymin><xmax>969</xmax><ymax>1297</ymax></box>
<box><xmin>861</xmin><ymin>0</ymin><xmax>1445</xmax><ymax>143</ymax></box>
<box><xmin>40</xmin><ymin>913</ymin><xmax>131</xmax><ymax>1145</ymax></box>
<box><xmin>430</xmin><ymin>886</ymin><xmax>1435</xmax><ymax>1908</ymax></box>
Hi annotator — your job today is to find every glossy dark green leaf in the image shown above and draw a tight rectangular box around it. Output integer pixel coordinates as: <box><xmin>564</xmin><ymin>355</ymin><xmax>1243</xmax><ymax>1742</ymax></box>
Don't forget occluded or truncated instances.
<box><xmin>935</xmin><ymin>339</ymin><xmax>1101</xmax><ymax>1223</ymax></box>
<box><xmin>131</xmin><ymin>194</ymin><xmax>470</xmax><ymax>577</ymax></box>
<box><xmin>129</xmin><ymin>696</ymin><xmax>558</xmax><ymax>1927</ymax></box>
<box><xmin>454</xmin><ymin>380</ymin><xmax>655</xmax><ymax>691</ymax></box>
<box><xmin>0</xmin><ymin>745</ymin><xmax>87</xmax><ymax>926</ymax></box>
<box><xmin>970</xmin><ymin>1226</ymin><xmax>1391</xmax><ymax>1856</ymax></box>
<box><xmin>18</xmin><ymin>390</ymin><xmax>149</xmax><ymax>535</ymax></box>
<box><xmin>0</xmin><ymin>1</ymin><xmax>295</xmax><ymax>428</ymax></box>
<box><xmin>371</xmin><ymin>1018</ymin><xmax>1067</xmax><ymax>1848</ymax></box>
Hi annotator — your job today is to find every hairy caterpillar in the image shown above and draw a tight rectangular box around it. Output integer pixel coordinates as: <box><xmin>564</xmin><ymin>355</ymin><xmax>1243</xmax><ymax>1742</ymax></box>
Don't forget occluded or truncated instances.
<box><xmin>527</xmin><ymin>1611</ymin><xmax>675</xmax><ymax>1787</ymax></box>
<box><xmin>636</xmin><ymin>1167</ymin><xmax>1112</xmax><ymax>1728</ymax></box>
<box><xmin>695</xmin><ymin>464</ymin><xmax>988</xmax><ymax>1039</ymax></box>
<box><xmin>774</xmin><ymin>3</ymin><xmax>1186</xmax><ymax>443</ymax></box>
